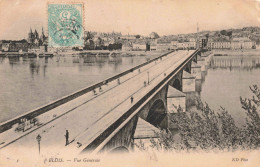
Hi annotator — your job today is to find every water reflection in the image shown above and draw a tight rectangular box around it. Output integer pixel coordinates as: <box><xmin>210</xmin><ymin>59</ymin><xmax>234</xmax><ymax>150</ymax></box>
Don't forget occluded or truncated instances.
<box><xmin>8</xmin><ymin>56</ymin><xmax>20</xmax><ymax>66</ymax></box>
<box><xmin>211</xmin><ymin>55</ymin><xmax>260</xmax><ymax>70</ymax></box>
<box><xmin>45</xmin><ymin>57</ymin><xmax>48</xmax><ymax>63</ymax></box>
<box><xmin>0</xmin><ymin>57</ymin><xmax>5</xmax><ymax>64</ymax></box>
<box><xmin>199</xmin><ymin>54</ymin><xmax>260</xmax><ymax>127</ymax></box>
<box><xmin>29</xmin><ymin>59</ymin><xmax>40</xmax><ymax>76</ymax></box>
<box><xmin>43</xmin><ymin>64</ymin><xmax>47</xmax><ymax>77</ymax></box>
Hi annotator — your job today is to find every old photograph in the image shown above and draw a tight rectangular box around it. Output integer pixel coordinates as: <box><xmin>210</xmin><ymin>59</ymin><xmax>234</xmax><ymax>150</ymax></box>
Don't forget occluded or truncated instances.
<box><xmin>0</xmin><ymin>0</ymin><xmax>260</xmax><ymax>166</ymax></box>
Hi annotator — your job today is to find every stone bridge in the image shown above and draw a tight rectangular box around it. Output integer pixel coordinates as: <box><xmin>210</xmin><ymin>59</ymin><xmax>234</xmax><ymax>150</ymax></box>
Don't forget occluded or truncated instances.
<box><xmin>0</xmin><ymin>49</ymin><xmax>212</xmax><ymax>157</ymax></box>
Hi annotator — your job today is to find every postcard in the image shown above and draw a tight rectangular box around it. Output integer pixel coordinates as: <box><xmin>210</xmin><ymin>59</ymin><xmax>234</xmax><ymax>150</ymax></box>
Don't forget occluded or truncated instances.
<box><xmin>0</xmin><ymin>0</ymin><xmax>260</xmax><ymax>166</ymax></box>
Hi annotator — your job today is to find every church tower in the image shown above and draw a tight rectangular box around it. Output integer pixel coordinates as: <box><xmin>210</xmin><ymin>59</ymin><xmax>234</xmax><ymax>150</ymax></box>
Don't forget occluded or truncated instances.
<box><xmin>34</xmin><ymin>29</ymin><xmax>39</xmax><ymax>40</ymax></box>
<box><xmin>28</xmin><ymin>27</ymin><xmax>33</xmax><ymax>43</ymax></box>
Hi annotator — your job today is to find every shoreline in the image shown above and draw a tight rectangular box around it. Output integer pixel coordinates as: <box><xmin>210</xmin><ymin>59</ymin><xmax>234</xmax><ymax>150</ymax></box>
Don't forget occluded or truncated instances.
<box><xmin>213</xmin><ymin>49</ymin><xmax>260</xmax><ymax>56</ymax></box>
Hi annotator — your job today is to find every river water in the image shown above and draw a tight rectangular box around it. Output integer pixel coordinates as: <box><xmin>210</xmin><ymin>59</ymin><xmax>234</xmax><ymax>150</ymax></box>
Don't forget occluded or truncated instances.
<box><xmin>197</xmin><ymin>54</ymin><xmax>260</xmax><ymax>126</ymax></box>
<box><xmin>0</xmin><ymin>52</ymin><xmax>260</xmax><ymax>127</ymax></box>
<box><xmin>0</xmin><ymin>53</ymin><xmax>163</xmax><ymax>123</ymax></box>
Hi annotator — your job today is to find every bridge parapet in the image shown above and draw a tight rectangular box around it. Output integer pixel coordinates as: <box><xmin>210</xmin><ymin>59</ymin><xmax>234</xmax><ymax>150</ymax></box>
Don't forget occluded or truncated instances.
<box><xmin>80</xmin><ymin>49</ymin><xmax>200</xmax><ymax>154</ymax></box>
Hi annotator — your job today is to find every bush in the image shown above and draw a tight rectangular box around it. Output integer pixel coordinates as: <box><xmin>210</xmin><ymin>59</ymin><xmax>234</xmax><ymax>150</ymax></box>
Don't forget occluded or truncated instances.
<box><xmin>240</xmin><ymin>85</ymin><xmax>260</xmax><ymax>149</ymax></box>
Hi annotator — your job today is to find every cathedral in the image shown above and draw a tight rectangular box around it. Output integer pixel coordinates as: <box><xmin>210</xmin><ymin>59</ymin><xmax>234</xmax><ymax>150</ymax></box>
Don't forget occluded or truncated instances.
<box><xmin>28</xmin><ymin>27</ymin><xmax>48</xmax><ymax>47</ymax></box>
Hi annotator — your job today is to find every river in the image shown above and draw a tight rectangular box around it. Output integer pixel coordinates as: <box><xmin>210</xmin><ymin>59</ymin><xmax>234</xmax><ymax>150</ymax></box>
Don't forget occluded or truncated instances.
<box><xmin>197</xmin><ymin>54</ymin><xmax>260</xmax><ymax>126</ymax></box>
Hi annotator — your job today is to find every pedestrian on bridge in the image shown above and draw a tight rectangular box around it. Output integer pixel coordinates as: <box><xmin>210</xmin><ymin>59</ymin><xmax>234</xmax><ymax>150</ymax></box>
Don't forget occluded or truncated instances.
<box><xmin>65</xmin><ymin>130</ymin><xmax>69</xmax><ymax>146</ymax></box>
<box><xmin>131</xmin><ymin>96</ymin><xmax>134</xmax><ymax>104</ymax></box>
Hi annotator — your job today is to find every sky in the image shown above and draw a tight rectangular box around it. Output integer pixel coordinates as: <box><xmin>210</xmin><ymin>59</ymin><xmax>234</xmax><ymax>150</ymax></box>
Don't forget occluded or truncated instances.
<box><xmin>0</xmin><ymin>0</ymin><xmax>259</xmax><ymax>40</ymax></box>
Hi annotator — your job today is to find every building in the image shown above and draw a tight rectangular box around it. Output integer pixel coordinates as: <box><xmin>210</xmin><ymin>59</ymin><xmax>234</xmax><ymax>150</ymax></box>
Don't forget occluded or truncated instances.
<box><xmin>176</xmin><ymin>42</ymin><xmax>185</xmax><ymax>50</ymax></box>
<box><xmin>208</xmin><ymin>37</ymin><xmax>231</xmax><ymax>49</ymax></box>
<box><xmin>0</xmin><ymin>41</ymin><xmax>10</xmax><ymax>51</ymax></box>
<box><xmin>150</xmin><ymin>43</ymin><xmax>157</xmax><ymax>51</ymax></box>
<box><xmin>231</xmin><ymin>37</ymin><xmax>255</xmax><ymax>50</ymax></box>
<box><xmin>28</xmin><ymin>27</ymin><xmax>47</xmax><ymax>48</ymax></box>
<box><xmin>120</xmin><ymin>35</ymin><xmax>136</xmax><ymax>40</ymax></box>
<box><xmin>188</xmin><ymin>38</ymin><xmax>196</xmax><ymax>49</ymax></box>
<box><xmin>121</xmin><ymin>41</ymin><xmax>133</xmax><ymax>51</ymax></box>
<box><xmin>207</xmin><ymin>37</ymin><xmax>255</xmax><ymax>50</ymax></box>
<box><xmin>0</xmin><ymin>40</ymin><xmax>29</xmax><ymax>52</ymax></box>
<box><xmin>171</xmin><ymin>41</ymin><xmax>178</xmax><ymax>46</ymax></box>
<box><xmin>210</xmin><ymin>40</ymin><xmax>231</xmax><ymax>49</ymax></box>
<box><xmin>132</xmin><ymin>40</ymin><xmax>148</xmax><ymax>51</ymax></box>
<box><xmin>9</xmin><ymin>40</ymin><xmax>29</xmax><ymax>52</ymax></box>
<box><xmin>156</xmin><ymin>42</ymin><xmax>172</xmax><ymax>51</ymax></box>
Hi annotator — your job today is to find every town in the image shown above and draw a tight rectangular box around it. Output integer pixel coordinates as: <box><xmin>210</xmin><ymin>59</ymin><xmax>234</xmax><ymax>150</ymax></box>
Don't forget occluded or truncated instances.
<box><xmin>0</xmin><ymin>26</ymin><xmax>259</xmax><ymax>55</ymax></box>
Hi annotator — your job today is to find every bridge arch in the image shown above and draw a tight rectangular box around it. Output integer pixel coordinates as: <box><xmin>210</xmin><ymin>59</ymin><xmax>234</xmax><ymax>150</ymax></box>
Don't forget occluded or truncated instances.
<box><xmin>110</xmin><ymin>146</ymin><xmax>129</xmax><ymax>154</ymax></box>
<box><xmin>172</xmin><ymin>78</ymin><xmax>182</xmax><ymax>91</ymax></box>
<box><xmin>192</xmin><ymin>55</ymin><xmax>197</xmax><ymax>62</ymax></box>
<box><xmin>146</xmin><ymin>99</ymin><xmax>167</xmax><ymax>128</ymax></box>
<box><xmin>184</xmin><ymin>66</ymin><xmax>191</xmax><ymax>73</ymax></box>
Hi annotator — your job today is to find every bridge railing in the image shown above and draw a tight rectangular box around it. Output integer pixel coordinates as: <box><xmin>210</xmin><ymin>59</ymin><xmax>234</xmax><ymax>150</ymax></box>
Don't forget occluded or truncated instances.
<box><xmin>0</xmin><ymin>50</ymin><xmax>174</xmax><ymax>133</ymax></box>
<box><xmin>83</xmin><ymin>49</ymin><xmax>200</xmax><ymax>153</ymax></box>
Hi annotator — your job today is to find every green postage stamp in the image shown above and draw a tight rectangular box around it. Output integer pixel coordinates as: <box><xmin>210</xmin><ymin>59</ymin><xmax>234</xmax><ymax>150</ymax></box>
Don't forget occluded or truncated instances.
<box><xmin>48</xmin><ymin>3</ymin><xmax>84</xmax><ymax>47</ymax></box>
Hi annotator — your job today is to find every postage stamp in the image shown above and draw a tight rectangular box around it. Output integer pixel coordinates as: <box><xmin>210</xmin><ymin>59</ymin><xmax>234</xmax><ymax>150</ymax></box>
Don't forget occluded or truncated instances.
<box><xmin>48</xmin><ymin>3</ymin><xmax>84</xmax><ymax>47</ymax></box>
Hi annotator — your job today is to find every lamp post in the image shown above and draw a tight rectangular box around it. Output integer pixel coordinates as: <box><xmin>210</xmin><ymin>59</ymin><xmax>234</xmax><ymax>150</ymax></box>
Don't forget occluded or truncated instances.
<box><xmin>36</xmin><ymin>134</ymin><xmax>41</xmax><ymax>155</ymax></box>
<box><xmin>147</xmin><ymin>72</ymin><xmax>150</xmax><ymax>85</ymax></box>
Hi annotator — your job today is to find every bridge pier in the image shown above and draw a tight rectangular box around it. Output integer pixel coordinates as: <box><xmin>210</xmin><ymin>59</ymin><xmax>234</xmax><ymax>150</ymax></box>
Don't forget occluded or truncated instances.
<box><xmin>182</xmin><ymin>71</ymin><xmax>196</xmax><ymax>108</ymax></box>
<box><xmin>191</xmin><ymin>61</ymin><xmax>202</xmax><ymax>80</ymax></box>
<box><xmin>204</xmin><ymin>53</ymin><xmax>213</xmax><ymax>68</ymax></box>
<box><xmin>197</xmin><ymin>57</ymin><xmax>207</xmax><ymax>72</ymax></box>
<box><xmin>167</xmin><ymin>85</ymin><xmax>186</xmax><ymax>113</ymax></box>
<box><xmin>182</xmin><ymin>71</ymin><xmax>195</xmax><ymax>92</ymax></box>
<box><xmin>195</xmin><ymin>79</ymin><xmax>202</xmax><ymax>93</ymax></box>
<box><xmin>133</xmin><ymin>117</ymin><xmax>160</xmax><ymax>151</ymax></box>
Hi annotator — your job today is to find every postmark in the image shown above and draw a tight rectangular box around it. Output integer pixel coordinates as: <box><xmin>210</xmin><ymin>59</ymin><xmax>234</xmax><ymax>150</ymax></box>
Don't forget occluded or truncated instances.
<box><xmin>48</xmin><ymin>3</ymin><xmax>84</xmax><ymax>47</ymax></box>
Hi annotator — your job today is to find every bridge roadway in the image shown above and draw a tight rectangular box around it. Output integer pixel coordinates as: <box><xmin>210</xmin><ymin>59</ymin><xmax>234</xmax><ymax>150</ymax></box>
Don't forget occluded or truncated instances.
<box><xmin>0</xmin><ymin>50</ymin><xmax>195</xmax><ymax>157</ymax></box>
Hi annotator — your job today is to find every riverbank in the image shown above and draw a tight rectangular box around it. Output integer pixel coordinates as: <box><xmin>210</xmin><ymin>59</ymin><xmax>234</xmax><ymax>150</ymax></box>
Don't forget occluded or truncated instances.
<box><xmin>57</xmin><ymin>50</ymin><xmax>168</xmax><ymax>57</ymax></box>
<box><xmin>0</xmin><ymin>50</ymin><xmax>168</xmax><ymax>58</ymax></box>
<box><xmin>213</xmin><ymin>49</ymin><xmax>260</xmax><ymax>56</ymax></box>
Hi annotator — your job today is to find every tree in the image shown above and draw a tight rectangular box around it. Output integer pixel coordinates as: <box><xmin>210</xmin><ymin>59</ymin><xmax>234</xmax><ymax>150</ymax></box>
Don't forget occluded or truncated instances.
<box><xmin>135</xmin><ymin>35</ymin><xmax>141</xmax><ymax>39</ymax></box>
<box><xmin>220</xmin><ymin>30</ymin><xmax>227</xmax><ymax>36</ymax></box>
<box><xmin>149</xmin><ymin>32</ymin><xmax>160</xmax><ymax>39</ymax></box>
<box><xmin>84</xmin><ymin>39</ymin><xmax>95</xmax><ymax>50</ymax></box>
<box><xmin>227</xmin><ymin>31</ymin><xmax>232</xmax><ymax>40</ymax></box>
<box><xmin>107</xmin><ymin>43</ymin><xmax>122</xmax><ymax>51</ymax></box>
<box><xmin>240</xmin><ymin>85</ymin><xmax>260</xmax><ymax>149</ymax></box>
<box><xmin>85</xmin><ymin>31</ymin><xmax>94</xmax><ymax>40</ymax></box>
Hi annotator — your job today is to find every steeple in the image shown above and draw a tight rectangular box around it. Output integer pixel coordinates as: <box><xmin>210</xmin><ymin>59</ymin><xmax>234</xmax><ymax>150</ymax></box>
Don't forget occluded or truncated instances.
<box><xmin>42</xmin><ymin>26</ymin><xmax>44</xmax><ymax>35</ymax></box>
<box><xmin>28</xmin><ymin>27</ymin><xmax>33</xmax><ymax>43</ymax></box>
<box><xmin>196</xmin><ymin>22</ymin><xmax>200</xmax><ymax>48</ymax></box>
<box><xmin>34</xmin><ymin>29</ymin><xmax>39</xmax><ymax>39</ymax></box>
